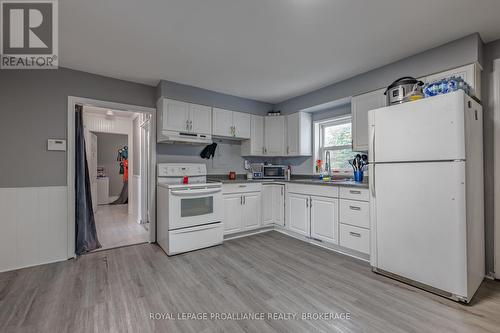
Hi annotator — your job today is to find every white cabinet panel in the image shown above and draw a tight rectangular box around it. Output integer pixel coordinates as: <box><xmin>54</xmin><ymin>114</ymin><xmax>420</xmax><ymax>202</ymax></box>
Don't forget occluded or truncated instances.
<box><xmin>264</xmin><ymin>116</ymin><xmax>286</xmax><ymax>156</ymax></box>
<box><xmin>222</xmin><ymin>194</ymin><xmax>242</xmax><ymax>234</ymax></box>
<box><xmin>233</xmin><ymin>112</ymin><xmax>251</xmax><ymax>139</ymax></box>
<box><xmin>339</xmin><ymin>224</ymin><xmax>370</xmax><ymax>254</ymax></box>
<box><xmin>339</xmin><ymin>187</ymin><xmax>369</xmax><ymax>201</ymax></box>
<box><xmin>286</xmin><ymin>112</ymin><xmax>312</xmax><ymax>156</ymax></box>
<box><xmin>339</xmin><ymin>199</ymin><xmax>369</xmax><ymax>229</ymax></box>
<box><xmin>213</xmin><ymin>108</ymin><xmax>251</xmax><ymax>139</ymax></box>
<box><xmin>243</xmin><ymin>193</ymin><xmax>261</xmax><ymax>230</ymax></box>
<box><xmin>286</xmin><ymin>112</ymin><xmax>299</xmax><ymax>156</ymax></box>
<box><xmin>241</xmin><ymin>115</ymin><xmax>264</xmax><ymax>156</ymax></box>
<box><xmin>213</xmin><ymin>108</ymin><xmax>233</xmax><ymax>137</ymax></box>
<box><xmin>310</xmin><ymin>196</ymin><xmax>338</xmax><ymax>244</ymax></box>
<box><xmin>273</xmin><ymin>185</ymin><xmax>285</xmax><ymax>226</ymax></box>
<box><xmin>287</xmin><ymin>193</ymin><xmax>310</xmax><ymax>236</ymax></box>
<box><xmin>163</xmin><ymin>99</ymin><xmax>190</xmax><ymax>132</ymax></box>
<box><xmin>262</xmin><ymin>185</ymin><xmax>274</xmax><ymax>225</ymax></box>
<box><xmin>190</xmin><ymin>104</ymin><xmax>212</xmax><ymax>135</ymax></box>
<box><xmin>352</xmin><ymin>89</ymin><xmax>386</xmax><ymax>151</ymax></box>
<box><xmin>262</xmin><ymin>184</ymin><xmax>285</xmax><ymax>226</ymax></box>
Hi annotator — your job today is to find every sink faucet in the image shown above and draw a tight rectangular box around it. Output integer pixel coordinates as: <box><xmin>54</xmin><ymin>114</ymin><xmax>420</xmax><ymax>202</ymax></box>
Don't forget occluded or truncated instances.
<box><xmin>325</xmin><ymin>151</ymin><xmax>331</xmax><ymax>177</ymax></box>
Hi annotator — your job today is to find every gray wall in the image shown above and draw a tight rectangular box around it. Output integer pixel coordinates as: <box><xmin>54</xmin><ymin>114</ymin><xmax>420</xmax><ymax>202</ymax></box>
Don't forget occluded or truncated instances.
<box><xmin>274</xmin><ymin>33</ymin><xmax>482</xmax><ymax>113</ymax></box>
<box><xmin>157</xmin><ymin>80</ymin><xmax>273</xmax><ymax>115</ymax></box>
<box><xmin>96</xmin><ymin>133</ymin><xmax>128</xmax><ymax>196</ymax></box>
<box><xmin>0</xmin><ymin>68</ymin><xmax>156</xmax><ymax>188</ymax></box>
<box><xmin>481</xmin><ymin>38</ymin><xmax>500</xmax><ymax>275</ymax></box>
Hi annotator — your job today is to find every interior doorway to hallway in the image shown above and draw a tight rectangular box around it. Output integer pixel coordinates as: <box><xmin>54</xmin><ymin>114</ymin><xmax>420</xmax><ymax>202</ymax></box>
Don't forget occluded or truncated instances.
<box><xmin>82</xmin><ymin>106</ymin><xmax>150</xmax><ymax>251</ymax></box>
<box><xmin>67</xmin><ymin>97</ymin><xmax>156</xmax><ymax>257</ymax></box>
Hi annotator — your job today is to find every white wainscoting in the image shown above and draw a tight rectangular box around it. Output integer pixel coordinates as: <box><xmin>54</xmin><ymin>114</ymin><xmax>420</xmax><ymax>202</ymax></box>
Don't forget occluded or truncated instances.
<box><xmin>131</xmin><ymin>175</ymin><xmax>141</xmax><ymax>224</ymax></box>
<box><xmin>0</xmin><ymin>186</ymin><xmax>68</xmax><ymax>273</ymax></box>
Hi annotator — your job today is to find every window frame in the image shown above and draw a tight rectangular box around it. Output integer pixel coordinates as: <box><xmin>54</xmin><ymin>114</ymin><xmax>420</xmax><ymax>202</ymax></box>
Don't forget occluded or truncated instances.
<box><xmin>313</xmin><ymin>115</ymin><xmax>354</xmax><ymax>174</ymax></box>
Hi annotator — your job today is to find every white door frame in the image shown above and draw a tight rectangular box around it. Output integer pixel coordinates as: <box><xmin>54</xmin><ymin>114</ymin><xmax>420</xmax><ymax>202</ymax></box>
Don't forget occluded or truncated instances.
<box><xmin>494</xmin><ymin>59</ymin><xmax>500</xmax><ymax>279</ymax></box>
<box><xmin>67</xmin><ymin>96</ymin><xmax>156</xmax><ymax>258</ymax></box>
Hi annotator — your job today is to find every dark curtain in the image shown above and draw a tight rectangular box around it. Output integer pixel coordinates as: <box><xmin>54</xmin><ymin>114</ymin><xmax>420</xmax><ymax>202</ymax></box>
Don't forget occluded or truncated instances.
<box><xmin>75</xmin><ymin>105</ymin><xmax>101</xmax><ymax>254</ymax></box>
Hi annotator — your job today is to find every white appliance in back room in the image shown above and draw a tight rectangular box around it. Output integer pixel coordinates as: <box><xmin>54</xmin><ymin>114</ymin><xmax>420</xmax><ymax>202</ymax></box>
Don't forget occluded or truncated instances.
<box><xmin>368</xmin><ymin>90</ymin><xmax>484</xmax><ymax>303</ymax></box>
<box><xmin>157</xmin><ymin>163</ymin><xmax>223</xmax><ymax>255</ymax></box>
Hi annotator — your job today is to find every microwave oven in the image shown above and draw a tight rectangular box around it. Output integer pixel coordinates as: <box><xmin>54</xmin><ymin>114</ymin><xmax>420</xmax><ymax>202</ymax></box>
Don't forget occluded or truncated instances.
<box><xmin>263</xmin><ymin>165</ymin><xmax>286</xmax><ymax>179</ymax></box>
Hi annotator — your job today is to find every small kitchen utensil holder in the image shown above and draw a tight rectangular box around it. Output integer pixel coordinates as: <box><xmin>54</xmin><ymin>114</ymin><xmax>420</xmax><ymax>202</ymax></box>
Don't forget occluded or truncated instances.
<box><xmin>354</xmin><ymin>170</ymin><xmax>364</xmax><ymax>183</ymax></box>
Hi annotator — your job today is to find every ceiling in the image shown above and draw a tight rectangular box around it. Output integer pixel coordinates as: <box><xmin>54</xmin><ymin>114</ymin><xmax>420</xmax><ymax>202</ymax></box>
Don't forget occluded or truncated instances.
<box><xmin>60</xmin><ymin>0</ymin><xmax>500</xmax><ymax>104</ymax></box>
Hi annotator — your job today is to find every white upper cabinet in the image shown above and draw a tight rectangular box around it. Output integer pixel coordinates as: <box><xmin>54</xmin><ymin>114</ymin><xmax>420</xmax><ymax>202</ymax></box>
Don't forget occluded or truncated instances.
<box><xmin>161</xmin><ymin>99</ymin><xmax>191</xmax><ymax>132</ymax></box>
<box><xmin>158</xmin><ymin>98</ymin><xmax>212</xmax><ymax>136</ymax></box>
<box><xmin>241</xmin><ymin>115</ymin><xmax>264</xmax><ymax>156</ymax></box>
<box><xmin>351</xmin><ymin>88</ymin><xmax>386</xmax><ymax>151</ymax></box>
<box><xmin>286</xmin><ymin>112</ymin><xmax>312</xmax><ymax>156</ymax></box>
<box><xmin>423</xmin><ymin>63</ymin><xmax>481</xmax><ymax>100</ymax></box>
<box><xmin>212</xmin><ymin>108</ymin><xmax>251</xmax><ymax>139</ymax></box>
<box><xmin>264</xmin><ymin>116</ymin><xmax>286</xmax><ymax>156</ymax></box>
<box><xmin>212</xmin><ymin>108</ymin><xmax>233</xmax><ymax>137</ymax></box>
<box><xmin>189</xmin><ymin>104</ymin><xmax>212</xmax><ymax>135</ymax></box>
<box><xmin>232</xmin><ymin>112</ymin><xmax>251</xmax><ymax>139</ymax></box>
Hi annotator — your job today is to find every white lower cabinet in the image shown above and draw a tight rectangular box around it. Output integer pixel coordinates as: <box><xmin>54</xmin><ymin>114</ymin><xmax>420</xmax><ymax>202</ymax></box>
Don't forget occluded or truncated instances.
<box><xmin>222</xmin><ymin>194</ymin><xmax>243</xmax><ymax>234</ymax></box>
<box><xmin>339</xmin><ymin>224</ymin><xmax>370</xmax><ymax>254</ymax></box>
<box><xmin>287</xmin><ymin>193</ymin><xmax>310</xmax><ymax>236</ymax></box>
<box><xmin>222</xmin><ymin>191</ymin><xmax>261</xmax><ymax>235</ymax></box>
<box><xmin>310</xmin><ymin>196</ymin><xmax>338</xmax><ymax>243</ymax></box>
<box><xmin>262</xmin><ymin>184</ymin><xmax>285</xmax><ymax>226</ymax></box>
<box><xmin>242</xmin><ymin>193</ymin><xmax>261</xmax><ymax>230</ymax></box>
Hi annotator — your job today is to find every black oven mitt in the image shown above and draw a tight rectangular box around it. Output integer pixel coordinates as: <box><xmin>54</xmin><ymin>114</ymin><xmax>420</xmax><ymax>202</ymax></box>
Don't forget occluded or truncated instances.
<box><xmin>200</xmin><ymin>142</ymin><xmax>217</xmax><ymax>159</ymax></box>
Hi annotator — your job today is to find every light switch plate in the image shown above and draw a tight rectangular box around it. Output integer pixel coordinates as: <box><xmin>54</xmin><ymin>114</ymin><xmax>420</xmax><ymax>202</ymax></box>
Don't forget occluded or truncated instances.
<box><xmin>48</xmin><ymin>139</ymin><xmax>67</xmax><ymax>151</ymax></box>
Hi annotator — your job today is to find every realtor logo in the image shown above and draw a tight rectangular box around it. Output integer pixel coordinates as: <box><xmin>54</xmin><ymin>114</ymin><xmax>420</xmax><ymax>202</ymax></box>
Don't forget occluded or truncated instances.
<box><xmin>1</xmin><ymin>0</ymin><xmax>58</xmax><ymax>69</ymax></box>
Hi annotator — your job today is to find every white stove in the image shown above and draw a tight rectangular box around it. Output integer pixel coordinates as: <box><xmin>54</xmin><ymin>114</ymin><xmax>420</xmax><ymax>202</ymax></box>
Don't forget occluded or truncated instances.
<box><xmin>157</xmin><ymin>163</ymin><xmax>223</xmax><ymax>255</ymax></box>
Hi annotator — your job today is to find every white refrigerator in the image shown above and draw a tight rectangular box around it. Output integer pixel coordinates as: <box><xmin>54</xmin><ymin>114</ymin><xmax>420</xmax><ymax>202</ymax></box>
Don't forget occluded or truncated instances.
<box><xmin>368</xmin><ymin>90</ymin><xmax>484</xmax><ymax>303</ymax></box>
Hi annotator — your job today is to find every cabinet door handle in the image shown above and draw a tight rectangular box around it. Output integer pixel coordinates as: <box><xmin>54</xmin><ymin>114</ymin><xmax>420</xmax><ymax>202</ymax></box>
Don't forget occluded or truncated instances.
<box><xmin>305</xmin><ymin>198</ymin><xmax>308</xmax><ymax>208</ymax></box>
<box><xmin>240</xmin><ymin>195</ymin><xmax>243</xmax><ymax>205</ymax></box>
<box><xmin>243</xmin><ymin>196</ymin><xmax>246</xmax><ymax>205</ymax></box>
<box><xmin>186</xmin><ymin>120</ymin><xmax>189</xmax><ymax>130</ymax></box>
<box><xmin>349</xmin><ymin>232</ymin><xmax>361</xmax><ymax>238</ymax></box>
<box><xmin>238</xmin><ymin>185</ymin><xmax>247</xmax><ymax>188</ymax></box>
<box><xmin>310</xmin><ymin>198</ymin><xmax>312</xmax><ymax>207</ymax></box>
<box><xmin>349</xmin><ymin>190</ymin><xmax>361</xmax><ymax>194</ymax></box>
<box><xmin>349</xmin><ymin>205</ymin><xmax>361</xmax><ymax>211</ymax></box>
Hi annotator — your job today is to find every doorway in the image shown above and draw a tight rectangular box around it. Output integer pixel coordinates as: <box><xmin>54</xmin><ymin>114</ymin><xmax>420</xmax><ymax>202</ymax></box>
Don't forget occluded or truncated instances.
<box><xmin>67</xmin><ymin>97</ymin><xmax>156</xmax><ymax>257</ymax></box>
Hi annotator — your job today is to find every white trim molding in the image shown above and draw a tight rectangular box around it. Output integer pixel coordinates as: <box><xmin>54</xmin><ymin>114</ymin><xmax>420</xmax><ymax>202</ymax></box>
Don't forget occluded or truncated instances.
<box><xmin>67</xmin><ymin>97</ymin><xmax>156</xmax><ymax>259</ymax></box>
<box><xmin>493</xmin><ymin>59</ymin><xmax>500</xmax><ymax>279</ymax></box>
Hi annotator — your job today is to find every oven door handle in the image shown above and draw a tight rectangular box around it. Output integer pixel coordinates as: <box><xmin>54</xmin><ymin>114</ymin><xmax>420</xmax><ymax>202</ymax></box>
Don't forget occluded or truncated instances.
<box><xmin>170</xmin><ymin>188</ymin><xmax>222</xmax><ymax>196</ymax></box>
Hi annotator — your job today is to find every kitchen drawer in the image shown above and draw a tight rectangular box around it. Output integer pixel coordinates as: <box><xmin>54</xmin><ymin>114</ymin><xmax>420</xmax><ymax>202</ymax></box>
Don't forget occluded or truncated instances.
<box><xmin>340</xmin><ymin>199</ymin><xmax>370</xmax><ymax>229</ymax></box>
<box><xmin>339</xmin><ymin>224</ymin><xmax>370</xmax><ymax>254</ymax></box>
<box><xmin>340</xmin><ymin>187</ymin><xmax>369</xmax><ymax>201</ymax></box>
<box><xmin>222</xmin><ymin>183</ymin><xmax>262</xmax><ymax>194</ymax></box>
<box><xmin>286</xmin><ymin>183</ymin><xmax>339</xmax><ymax>198</ymax></box>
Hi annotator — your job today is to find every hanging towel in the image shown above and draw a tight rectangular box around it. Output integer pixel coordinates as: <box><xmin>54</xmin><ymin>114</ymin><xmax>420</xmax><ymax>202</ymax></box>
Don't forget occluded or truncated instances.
<box><xmin>200</xmin><ymin>142</ymin><xmax>217</xmax><ymax>159</ymax></box>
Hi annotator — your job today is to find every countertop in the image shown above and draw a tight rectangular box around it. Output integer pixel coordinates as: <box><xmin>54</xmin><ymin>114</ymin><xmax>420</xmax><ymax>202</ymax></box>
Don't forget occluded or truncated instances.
<box><xmin>207</xmin><ymin>177</ymin><xmax>369</xmax><ymax>189</ymax></box>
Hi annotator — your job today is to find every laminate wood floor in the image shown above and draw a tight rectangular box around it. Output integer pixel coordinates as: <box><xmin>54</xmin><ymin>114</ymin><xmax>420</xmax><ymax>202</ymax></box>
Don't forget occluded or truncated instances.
<box><xmin>94</xmin><ymin>204</ymin><xmax>149</xmax><ymax>251</ymax></box>
<box><xmin>1</xmin><ymin>231</ymin><xmax>499</xmax><ymax>333</ymax></box>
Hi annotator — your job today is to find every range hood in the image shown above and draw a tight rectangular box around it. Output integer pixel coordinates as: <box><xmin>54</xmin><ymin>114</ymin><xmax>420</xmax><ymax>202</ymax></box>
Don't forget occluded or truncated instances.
<box><xmin>158</xmin><ymin>130</ymin><xmax>213</xmax><ymax>145</ymax></box>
